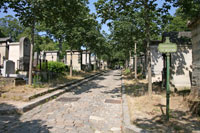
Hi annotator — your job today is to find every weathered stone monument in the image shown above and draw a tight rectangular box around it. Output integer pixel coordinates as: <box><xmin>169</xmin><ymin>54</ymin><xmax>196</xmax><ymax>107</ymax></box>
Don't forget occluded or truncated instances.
<box><xmin>150</xmin><ymin>32</ymin><xmax>192</xmax><ymax>91</ymax></box>
<box><xmin>19</xmin><ymin>37</ymin><xmax>31</xmax><ymax>71</ymax></box>
<box><xmin>0</xmin><ymin>60</ymin><xmax>26</xmax><ymax>86</ymax></box>
<box><xmin>188</xmin><ymin>18</ymin><xmax>200</xmax><ymax>99</ymax></box>
<box><xmin>1</xmin><ymin>60</ymin><xmax>15</xmax><ymax>77</ymax></box>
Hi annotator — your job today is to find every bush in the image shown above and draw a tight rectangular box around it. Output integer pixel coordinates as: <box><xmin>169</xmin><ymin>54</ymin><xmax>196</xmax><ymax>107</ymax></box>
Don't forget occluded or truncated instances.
<box><xmin>124</xmin><ymin>68</ymin><xmax>131</xmax><ymax>75</ymax></box>
<box><xmin>48</xmin><ymin>61</ymin><xmax>66</xmax><ymax>73</ymax></box>
<box><xmin>37</xmin><ymin>61</ymin><xmax>66</xmax><ymax>73</ymax></box>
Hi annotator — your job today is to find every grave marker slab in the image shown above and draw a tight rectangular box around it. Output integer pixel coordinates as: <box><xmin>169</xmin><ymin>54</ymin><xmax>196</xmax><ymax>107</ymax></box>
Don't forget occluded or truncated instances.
<box><xmin>2</xmin><ymin>60</ymin><xmax>15</xmax><ymax>77</ymax></box>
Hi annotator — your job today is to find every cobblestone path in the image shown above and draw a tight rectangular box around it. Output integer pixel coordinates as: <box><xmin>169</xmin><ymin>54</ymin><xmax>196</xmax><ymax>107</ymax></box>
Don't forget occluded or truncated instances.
<box><xmin>0</xmin><ymin>70</ymin><xmax>122</xmax><ymax>133</ymax></box>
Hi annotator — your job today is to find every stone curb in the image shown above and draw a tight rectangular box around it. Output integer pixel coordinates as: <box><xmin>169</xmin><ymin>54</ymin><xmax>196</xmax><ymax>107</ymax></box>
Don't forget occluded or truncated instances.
<box><xmin>25</xmin><ymin>72</ymin><xmax>103</xmax><ymax>101</ymax></box>
<box><xmin>0</xmin><ymin>71</ymin><xmax>106</xmax><ymax>115</ymax></box>
<box><xmin>121</xmin><ymin>76</ymin><xmax>148</xmax><ymax>133</ymax></box>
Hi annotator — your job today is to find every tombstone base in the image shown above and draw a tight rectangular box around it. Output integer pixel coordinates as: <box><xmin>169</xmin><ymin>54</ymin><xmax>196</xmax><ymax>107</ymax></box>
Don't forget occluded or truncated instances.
<box><xmin>18</xmin><ymin>71</ymin><xmax>28</xmax><ymax>77</ymax></box>
<box><xmin>0</xmin><ymin>77</ymin><xmax>26</xmax><ymax>87</ymax></box>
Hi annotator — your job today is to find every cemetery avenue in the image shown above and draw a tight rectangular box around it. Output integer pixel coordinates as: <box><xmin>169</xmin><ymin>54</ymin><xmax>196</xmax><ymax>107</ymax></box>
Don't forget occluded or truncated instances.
<box><xmin>0</xmin><ymin>70</ymin><xmax>122</xmax><ymax>133</ymax></box>
<box><xmin>0</xmin><ymin>0</ymin><xmax>200</xmax><ymax>133</ymax></box>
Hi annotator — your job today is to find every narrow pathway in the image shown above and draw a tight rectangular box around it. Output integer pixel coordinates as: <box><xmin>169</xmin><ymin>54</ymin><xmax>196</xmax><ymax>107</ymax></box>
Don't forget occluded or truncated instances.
<box><xmin>0</xmin><ymin>70</ymin><xmax>122</xmax><ymax>133</ymax></box>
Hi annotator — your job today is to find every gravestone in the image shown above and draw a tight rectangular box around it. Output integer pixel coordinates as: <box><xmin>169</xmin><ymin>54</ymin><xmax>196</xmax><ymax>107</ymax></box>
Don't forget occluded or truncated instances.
<box><xmin>1</xmin><ymin>60</ymin><xmax>15</xmax><ymax>77</ymax></box>
<box><xmin>19</xmin><ymin>37</ymin><xmax>31</xmax><ymax>71</ymax></box>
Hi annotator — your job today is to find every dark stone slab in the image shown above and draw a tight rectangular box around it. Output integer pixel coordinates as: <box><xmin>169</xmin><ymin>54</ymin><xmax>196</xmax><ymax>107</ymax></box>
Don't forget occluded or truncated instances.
<box><xmin>105</xmin><ymin>99</ymin><xmax>121</xmax><ymax>104</ymax></box>
<box><xmin>56</xmin><ymin>97</ymin><xmax>80</xmax><ymax>102</ymax></box>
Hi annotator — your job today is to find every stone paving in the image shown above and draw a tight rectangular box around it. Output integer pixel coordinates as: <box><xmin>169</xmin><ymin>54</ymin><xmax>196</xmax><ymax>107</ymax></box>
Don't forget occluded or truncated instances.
<box><xmin>0</xmin><ymin>70</ymin><xmax>122</xmax><ymax>133</ymax></box>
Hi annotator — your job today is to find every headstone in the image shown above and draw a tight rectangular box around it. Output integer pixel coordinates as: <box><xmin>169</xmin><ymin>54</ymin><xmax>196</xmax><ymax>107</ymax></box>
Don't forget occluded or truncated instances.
<box><xmin>19</xmin><ymin>37</ymin><xmax>31</xmax><ymax>71</ymax></box>
<box><xmin>1</xmin><ymin>60</ymin><xmax>15</xmax><ymax>77</ymax></box>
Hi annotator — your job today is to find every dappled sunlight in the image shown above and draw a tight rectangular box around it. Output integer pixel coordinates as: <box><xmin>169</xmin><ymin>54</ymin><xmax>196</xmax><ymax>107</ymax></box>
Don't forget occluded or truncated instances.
<box><xmin>0</xmin><ymin>103</ymin><xmax>51</xmax><ymax>132</ymax></box>
<box><xmin>123</xmin><ymin>71</ymin><xmax>200</xmax><ymax>132</ymax></box>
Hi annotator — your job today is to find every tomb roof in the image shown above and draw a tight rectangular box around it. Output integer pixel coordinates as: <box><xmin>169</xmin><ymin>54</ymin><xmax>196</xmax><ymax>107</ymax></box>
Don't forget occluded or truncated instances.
<box><xmin>0</xmin><ymin>37</ymin><xmax>12</xmax><ymax>42</ymax></box>
<box><xmin>150</xmin><ymin>32</ymin><xmax>192</xmax><ymax>46</ymax></box>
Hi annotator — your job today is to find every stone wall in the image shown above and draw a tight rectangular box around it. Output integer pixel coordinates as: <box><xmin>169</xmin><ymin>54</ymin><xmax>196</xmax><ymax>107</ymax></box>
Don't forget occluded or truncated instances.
<box><xmin>45</xmin><ymin>52</ymin><xmax>58</xmax><ymax>62</ymax></box>
<box><xmin>0</xmin><ymin>77</ymin><xmax>26</xmax><ymax>87</ymax></box>
<box><xmin>171</xmin><ymin>45</ymin><xmax>192</xmax><ymax>90</ymax></box>
<box><xmin>8</xmin><ymin>43</ymin><xmax>20</xmax><ymax>70</ymax></box>
<box><xmin>190</xmin><ymin>19</ymin><xmax>200</xmax><ymax>98</ymax></box>
<box><xmin>82</xmin><ymin>53</ymin><xmax>90</xmax><ymax>65</ymax></box>
<box><xmin>150</xmin><ymin>45</ymin><xmax>163</xmax><ymax>82</ymax></box>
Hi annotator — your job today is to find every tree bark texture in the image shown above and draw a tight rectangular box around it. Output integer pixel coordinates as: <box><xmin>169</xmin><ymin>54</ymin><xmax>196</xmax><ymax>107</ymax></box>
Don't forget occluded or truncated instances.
<box><xmin>144</xmin><ymin>0</ymin><xmax>152</xmax><ymax>96</ymax></box>
<box><xmin>135</xmin><ymin>42</ymin><xmax>137</xmax><ymax>80</ymax></box>
<box><xmin>28</xmin><ymin>24</ymin><xmax>35</xmax><ymax>85</ymax></box>
<box><xmin>70</xmin><ymin>48</ymin><xmax>73</xmax><ymax>77</ymax></box>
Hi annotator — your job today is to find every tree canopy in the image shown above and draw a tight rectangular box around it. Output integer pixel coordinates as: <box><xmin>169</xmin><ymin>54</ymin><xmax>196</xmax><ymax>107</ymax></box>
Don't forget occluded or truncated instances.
<box><xmin>0</xmin><ymin>15</ymin><xmax>24</xmax><ymax>41</ymax></box>
<box><xmin>169</xmin><ymin>0</ymin><xmax>200</xmax><ymax>19</ymax></box>
<box><xmin>165</xmin><ymin>8</ymin><xmax>189</xmax><ymax>32</ymax></box>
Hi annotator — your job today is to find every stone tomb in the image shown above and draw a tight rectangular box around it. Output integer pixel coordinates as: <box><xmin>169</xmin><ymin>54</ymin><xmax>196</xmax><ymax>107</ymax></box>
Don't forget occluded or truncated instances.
<box><xmin>40</xmin><ymin>51</ymin><xmax>59</xmax><ymax>62</ymax></box>
<box><xmin>66</xmin><ymin>50</ymin><xmax>82</xmax><ymax>71</ymax></box>
<box><xmin>149</xmin><ymin>32</ymin><xmax>192</xmax><ymax>90</ymax></box>
<box><xmin>19</xmin><ymin>37</ymin><xmax>31</xmax><ymax>71</ymax></box>
<box><xmin>0</xmin><ymin>59</ymin><xmax>26</xmax><ymax>85</ymax></box>
<box><xmin>65</xmin><ymin>50</ymin><xmax>95</xmax><ymax>71</ymax></box>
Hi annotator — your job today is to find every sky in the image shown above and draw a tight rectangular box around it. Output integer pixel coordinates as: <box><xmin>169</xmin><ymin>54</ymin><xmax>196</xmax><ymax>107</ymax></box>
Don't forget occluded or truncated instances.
<box><xmin>0</xmin><ymin>0</ymin><xmax>177</xmax><ymax>34</ymax></box>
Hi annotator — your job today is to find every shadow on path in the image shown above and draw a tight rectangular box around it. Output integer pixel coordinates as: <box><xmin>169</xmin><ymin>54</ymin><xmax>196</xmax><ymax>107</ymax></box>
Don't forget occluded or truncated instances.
<box><xmin>102</xmin><ymin>86</ymin><xmax>121</xmax><ymax>98</ymax></box>
<box><xmin>70</xmin><ymin>76</ymin><xmax>106</xmax><ymax>95</ymax></box>
<box><xmin>135</xmin><ymin>108</ymin><xmax>200</xmax><ymax>133</ymax></box>
<box><xmin>0</xmin><ymin>103</ymin><xmax>50</xmax><ymax>133</ymax></box>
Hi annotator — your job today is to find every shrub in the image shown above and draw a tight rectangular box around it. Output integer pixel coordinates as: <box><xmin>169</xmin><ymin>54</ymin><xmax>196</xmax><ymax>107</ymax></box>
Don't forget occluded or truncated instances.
<box><xmin>37</xmin><ymin>61</ymin><xmax>66</xmax><ymax>73</ymax></box>
<box><xmin>48</xmin><ymin>61</ymin><xmax>66</xmax><ymax>73</ymax></box>
<box><xmin>124</xmin><ymin>68</ymin><xmax>131</xmax><ymax>75</ymax></box>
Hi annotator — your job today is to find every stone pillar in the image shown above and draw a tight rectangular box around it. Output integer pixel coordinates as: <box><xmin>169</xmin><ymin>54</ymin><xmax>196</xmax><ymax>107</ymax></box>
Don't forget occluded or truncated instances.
<box><xmin>190</xmin><ymin>19</ymin><xmax>200</xmax><ymax>99</ymax></box>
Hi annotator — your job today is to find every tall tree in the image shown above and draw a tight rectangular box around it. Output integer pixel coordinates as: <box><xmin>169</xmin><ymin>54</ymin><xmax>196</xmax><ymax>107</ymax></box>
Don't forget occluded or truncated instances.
<box><xmin>3</xmin><ymin>0</ymin><xmax>41</xmax><ymax>85</ymax></box>
<box><xmin>0</xmin><ymin>15</ymin><xmax>24</xmax><ymax>41</ymax></box>
<box><xmin>95</xmin><ymin>0</ymin><xmax>171</xmax><ymax>95</ymax></box>
<box><xmin>168</xmin><ymin>0</ymin><xmax>200</xmax><ymax>19</ymax></box>
<box><xmin>40</xmin><ymin>0</ymin><xmax>89</xmax><ymax>76</ymax></box>
<box><xmin>165</xmin><ymin>8</ymin><xmax>189</xmax><ymax>32</ymax></box>
<box><xmin>1</xmin><ymin>0</ymin><xmax>89</xmax><ymax>83</ymax></box>
<box><xmin>0</xmin><ymin>29</ymin><xmax>5</xmax><ymax>37</ymax></box>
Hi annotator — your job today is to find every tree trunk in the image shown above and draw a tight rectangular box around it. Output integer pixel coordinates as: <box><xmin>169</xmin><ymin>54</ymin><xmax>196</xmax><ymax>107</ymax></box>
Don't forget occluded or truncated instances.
<box><xmin>94</xmin><ymin>54</ymin><xmax>97</xmax><ymax>71</ymax></box>
<box><xmin>129</xmin><ymin>50</ymin><xmax>132</xmax><ymax>70</ymax></box>
<box><xmin>28</xmin><ymin>24</ymin><xmax>35</xmax><ymax>85</ymax></box>
<box><xmin>70</xmin><ymin>48</ymin><xmax>73</xmax><ymax>77</ymax></box>
<box><xmin>85</xmin><ymin>47</ymin><xmax>87</xmax><ymax>71</ymax></box>
<box><xmin>99</xmin><ymin>58</ymin><xmax>101</xmax><ymax>70</ymax></box>
<box><xmin>135</xmin><ymin>42</ymin><xmax>137</xmax><ymax>80</ymax></box>
<box><xmin>125</xmin><ymin>59</ymin><xmax>128</xmax><ymax>69</ymax></box>
<box><xmin>145</xmin><ymin>0</ymin><xmax>152</xmax><ymax>96</ymax></box>
<box><xmin>102</xmin><ymin>60</ymin><xmax>105</xmax><ymax>70</ymax></box>
<box><xmin>58</xmin><ymin>39</ymin><xmax>62</xmax><ymax>62</ymax></box>
<box><xmin>89</xmin><ymin>52</ymin><xmax>91</xmax><ymax>71</ymax></box>
<box><xmin>147</xmin><ymin>34</ymin><xmax>152</xmax><ymax>95</ymax></box>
